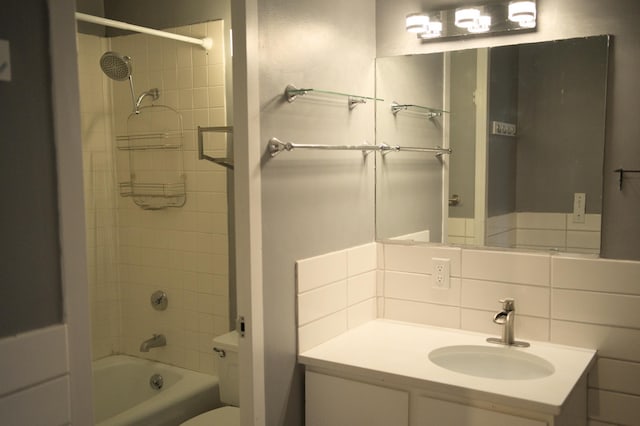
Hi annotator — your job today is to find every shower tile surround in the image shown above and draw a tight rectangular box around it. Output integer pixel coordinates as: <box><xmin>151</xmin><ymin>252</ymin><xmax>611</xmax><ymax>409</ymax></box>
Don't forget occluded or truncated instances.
<box><xmin>296</xmin><ymin>244</ymin><xmax>640</xmax><ymax>425</ymax></box>
<box><xmin>77</xmin><ymin>20</ymin><xmax>229</xmax><ymax>375</ymax></box>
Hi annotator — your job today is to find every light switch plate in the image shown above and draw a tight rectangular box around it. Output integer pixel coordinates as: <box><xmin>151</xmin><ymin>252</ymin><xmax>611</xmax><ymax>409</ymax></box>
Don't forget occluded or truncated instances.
<box><xmin>0</xmin><ymin>39</ymin><xmax>11</xmax><ymax>82</ymax></box>
<box><xmin>573</xmin><ymin>193</ymin><xmax>586</xmax><ymax>223</ymax></box>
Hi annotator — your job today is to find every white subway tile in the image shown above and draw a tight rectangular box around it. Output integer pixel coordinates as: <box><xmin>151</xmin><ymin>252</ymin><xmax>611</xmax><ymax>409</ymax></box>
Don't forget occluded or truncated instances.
<box><xmin>589</xmin><ymin>358</ymin><xmax>640</xmax><ymax>396</ymax></box>
<box><xmin>384</xmin><ymin>299</ymin><xmax>460</xmax><ymax>328</ymax></box>
<box><xmin>448</xmin><ymin>236</ymin><xmax>467</xmax><ymax>245</ymax></box>
<box><xmin>297</xmin><ymin>281</ymin><xmax>347</xmax><ymax>326</ymax></box>
<box><xmin>347</xmin><ymin>243</ymin><xmax>378</xmax><ymax>276</ymax></box>
<box><xmin>385</xmin><ymin>271</ymin><xmax>460</xmax><ymax>307</ymax></box>
<box><xmin>296</xmin><ymin>250</ymin><xmax>348</xmax><ymax>294</ymax></box>
<box><xmin>516</xmin><ymin>229</ymin><xmax>566</xmax><ymax>248</ymax></box>
<box><xmin>567</xmin><ymin>231</ymin><xmax>601</xmax><ymax>250</ymax></box>
<box><xmin>485</xmin><ymin>230</ymin><xmax>516</xmax><ymax>248</ymax></box>
<box><xmin>517</xmin><ymin>212</ymin><xmax>567</xmax><ymax>230</ymax></box>
<box><xmin>348</xmin><ymin>298</ymin><xmax>377</xmax><ymax>329</ymax></box>
<box><xmin>552</xmin><ymin>256</ymin><xmax>640</xmax><ymax>295</ymax></box>
<box><xmin>460</xmin><ymin>308</ymin><xmax>550</xmax><ymax>341</ymax></box>
<box><xmin>384</xmin><ymin>244</ymin><xmax>461</xmax><ymax>276</ymax></box>
<box><xmin>567</xmin><ymin>213</ymin><xmax>601</xmax><ymax>232</ymax></box>
<box><xmin>461</xmin><ymin>279</ymin><xmax>550</xmax><ymax>318</ymax></box>
<box><xmin>376</xmin><ymin>243</ymin><xmax>385</xmax><ymax>270</ymax></box>
<box><xmin>447</xmin><ymin>218</ymin><xmax>467</xmax><ymax>237</ymax></box>
<box><xmin>551</xmin><ymin>320</ymin><xmax>640</xmax><ymax>362</ymax></box>
<box><xmin>376</xmin><ymin>270</ymin><xmax>384</xmax><ymax>297</ymax></box>
<box><xmin>348</xmin><ymin>271</ymin><xmax>377</xmax><ymax>305</ymax></box>
<box><xmin>486</xmin><ymin>212</ymin><xmax>516</xmax><ymax>236</ymax></box>
<box><xmin>462</xmin><ymin>249</ymin><xmax>550</xmax><ymax>286</ymax></box>
<box><xmin>588</xmin><ymin>389</ymin><xmax>640</xmax><ymax>425</ymax></box>
<box><xmin>552</xmin><ymin>289</ymin><xmax>640</xmax><ymax>329</ymax></box>
<box><xmin>298</xmin><ymin>310</ymin><xmax>347</xmax><ymax>353</ymax></box>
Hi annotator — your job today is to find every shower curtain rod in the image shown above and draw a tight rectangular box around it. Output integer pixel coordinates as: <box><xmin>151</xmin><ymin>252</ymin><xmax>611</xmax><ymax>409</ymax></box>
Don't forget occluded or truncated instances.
<box><xmin>75</xmin><ymin>12</ymin><xmax>213</xmax><ymax>50</ymax></box>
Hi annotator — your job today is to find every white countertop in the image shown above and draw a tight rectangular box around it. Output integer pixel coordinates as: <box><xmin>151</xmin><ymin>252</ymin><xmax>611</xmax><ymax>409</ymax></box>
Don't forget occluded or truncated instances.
<box><xmin>299</xmin><ymin>319</ymin><xmax>596</xmax><ymax>415</ymax></box>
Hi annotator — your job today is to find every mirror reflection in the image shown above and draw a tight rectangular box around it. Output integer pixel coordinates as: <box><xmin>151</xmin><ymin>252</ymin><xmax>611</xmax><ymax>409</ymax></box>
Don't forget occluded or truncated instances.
<box><xmin>375</xmin><ymin>35</ymin><xmax>610</xmax><ymax>255</ymax></box>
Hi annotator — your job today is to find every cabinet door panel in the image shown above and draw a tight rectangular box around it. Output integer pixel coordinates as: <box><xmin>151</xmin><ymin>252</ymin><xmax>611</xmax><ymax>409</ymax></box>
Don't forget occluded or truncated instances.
<box><xmin>413</xmin><ymin>396</ymin><xmax>547</xmax><ymax>426</ymax></box>
<box><xmin>306</xmin><ymin>372</ymin><xmax>409</xmax><ymax>426</ymax></box>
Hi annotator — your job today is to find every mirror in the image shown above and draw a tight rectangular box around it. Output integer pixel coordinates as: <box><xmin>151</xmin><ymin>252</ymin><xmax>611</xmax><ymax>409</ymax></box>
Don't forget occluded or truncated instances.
<box><xmin>375</xmin><ymin>35</ymin><xmax>610</xmax><ymax>255</ymax></box>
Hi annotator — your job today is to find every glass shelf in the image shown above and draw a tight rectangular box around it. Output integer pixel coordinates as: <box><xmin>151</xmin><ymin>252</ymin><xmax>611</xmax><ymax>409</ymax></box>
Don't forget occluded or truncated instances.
<box><xmin>285</xmin><ymin>84</ymin><xmax>384</xmax><ymax>109</ymax></box>
<box><xmin>391</xmin><ymin>101</ymin><xmax>450</xmax><ymax>118</ymax></box>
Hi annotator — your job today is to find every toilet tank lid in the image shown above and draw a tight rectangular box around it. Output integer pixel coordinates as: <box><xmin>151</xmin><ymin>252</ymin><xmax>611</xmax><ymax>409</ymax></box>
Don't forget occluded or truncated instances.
<box><xmin>212</xmin><ymin>330</ymin><xmax>239</xmax><ymax>351</ymax></box>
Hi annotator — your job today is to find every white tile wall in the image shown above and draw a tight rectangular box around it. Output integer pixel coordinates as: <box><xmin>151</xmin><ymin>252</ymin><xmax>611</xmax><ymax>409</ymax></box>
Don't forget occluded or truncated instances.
<box><xmin>483</xmin><ymin>212</ymin><xmax>601</xmax><ymax>253</ymax></box>
<box><xmin>78</xmin><ymin>21</ymin><xmax>229</xmax><ymax>374</ymax></box>
<box><xmin>296</xmin><ymin>243</ymin><xmax>377</xmax><ymax>352</ymax></box>
<box><xmin>462</xmin><ymin>249</ymin><xmax>550</xmax><ymax>286</ymax></box>
<box><xmin>297</xmin><ymin>241</ymin><xmax>640</xmax><ymax>425</ymax></box>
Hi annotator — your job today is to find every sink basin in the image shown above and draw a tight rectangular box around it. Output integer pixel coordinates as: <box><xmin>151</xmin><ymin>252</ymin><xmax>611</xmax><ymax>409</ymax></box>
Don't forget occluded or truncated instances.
<box><xmin>428</xmin><ymin>345</ymin><xmax>555</xmax><ymax>380</ymax></box>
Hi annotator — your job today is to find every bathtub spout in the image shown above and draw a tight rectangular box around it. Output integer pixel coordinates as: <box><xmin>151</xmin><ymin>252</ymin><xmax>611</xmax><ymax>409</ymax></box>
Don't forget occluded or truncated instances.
<box><xmin>140</xmin><ymin>334</ymin><xmax>166</xmax><ymax>352</ymax></box>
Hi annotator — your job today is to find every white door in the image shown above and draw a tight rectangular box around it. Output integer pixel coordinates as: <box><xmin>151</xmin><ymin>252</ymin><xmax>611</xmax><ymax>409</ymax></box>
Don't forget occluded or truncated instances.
<box><xmin>0</xmin><ymin>0</ymin><xmax>93</xmax><ymax>424</ymax></box>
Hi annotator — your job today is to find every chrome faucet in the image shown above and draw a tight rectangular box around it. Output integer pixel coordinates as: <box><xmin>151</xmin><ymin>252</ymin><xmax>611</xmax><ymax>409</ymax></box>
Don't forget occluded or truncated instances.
<box><xmin>486</xmin><ymin>298</ymin><xmax>529</xmax><ymax>347</ymax></box>
<box><xmin>140</xmin><ymin>334</ymin><xmax>167</xmax><ymax>352</ymax></box>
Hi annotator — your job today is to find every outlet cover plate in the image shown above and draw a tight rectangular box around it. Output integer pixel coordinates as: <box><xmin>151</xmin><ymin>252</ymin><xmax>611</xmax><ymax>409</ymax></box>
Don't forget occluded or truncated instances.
<box><xmin>432</xmin><ymin>258</ymin><xmax>451</xmax><ymax>289</ymax></box>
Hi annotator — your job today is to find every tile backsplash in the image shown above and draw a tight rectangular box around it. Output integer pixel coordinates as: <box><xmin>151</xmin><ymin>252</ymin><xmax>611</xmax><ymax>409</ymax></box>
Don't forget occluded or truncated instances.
<box><xmin>296</xmin><ymin>243</ymin><xmax>640</xmax><ymax>425</ymax></box>
<box><xmin>296</xmin><ymin>243</ymin><xmax>377</xmax><ymax>352</ymax></box>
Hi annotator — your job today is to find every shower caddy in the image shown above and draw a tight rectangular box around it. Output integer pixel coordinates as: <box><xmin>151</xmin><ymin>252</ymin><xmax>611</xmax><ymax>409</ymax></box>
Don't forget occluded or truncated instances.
<box><xmin>117</xmin><ymin>104</ymin><xmax>187</xmax><ymax>210</ymax></box>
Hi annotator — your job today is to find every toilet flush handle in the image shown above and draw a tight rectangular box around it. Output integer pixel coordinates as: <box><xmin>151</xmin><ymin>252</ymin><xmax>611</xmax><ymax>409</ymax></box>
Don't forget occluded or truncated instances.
<box><xmin>213</xmin><ymin>347</ymin><xmax>226</xmax><ymax>358</ymax></box>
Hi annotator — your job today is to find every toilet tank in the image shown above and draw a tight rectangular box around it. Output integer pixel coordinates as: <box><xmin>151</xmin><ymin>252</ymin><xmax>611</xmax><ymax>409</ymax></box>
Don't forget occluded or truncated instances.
<box><xmin>213</xmin><ymin>330</ymin><xmax>239</xmax><ymax>406</ymax></box>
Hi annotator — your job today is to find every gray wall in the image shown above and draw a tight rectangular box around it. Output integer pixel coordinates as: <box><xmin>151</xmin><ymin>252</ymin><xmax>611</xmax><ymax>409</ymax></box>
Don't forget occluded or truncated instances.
<box><xmin>0</xmin><ymin>0</ymin><xmax>63</xmax><ymax>337</ymax></box>
<box><xmin>257</xmin><ymin>0</ymin><xmax>376</xmax><ymax>424</ymax></box>
<box><xmin>376</xmin><ymin>0</ymin><xmax>640</xmax><ymax>260</ymax></box>
<box><xmin>449</xmin><ymin>49</ymin><xmax>477</xmax><ymax>219</ymax></box>
<box><xmin>376</xmin><ymin>54</ymin><xmax>444</xmax><ymax>240</ymax></box>
<box><xmin>487</xmin><ymin>45</ymin><xmax>519</xmax><ymax>217</ymax></box>
<box><xmin>515</xmin><ymin>37</ymin><xmax>607</xmax><ymax>214</ymax></box>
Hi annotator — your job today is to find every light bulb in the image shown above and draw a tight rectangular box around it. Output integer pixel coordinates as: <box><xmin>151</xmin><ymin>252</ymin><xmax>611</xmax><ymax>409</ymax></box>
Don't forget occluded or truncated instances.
<box><xmin>509</xmin><ymin>1</ymin><xmax>536</xmax><ymax>23</ymax></box>
<box><xmin>406</xmin><ymin>13</ymin><xmax>429</xmax><ymax>33</ymax></box>
<box><xmin>455</xmin><ymin>8</ymin><xmax>481</xmax><ymax>28</ymax></box>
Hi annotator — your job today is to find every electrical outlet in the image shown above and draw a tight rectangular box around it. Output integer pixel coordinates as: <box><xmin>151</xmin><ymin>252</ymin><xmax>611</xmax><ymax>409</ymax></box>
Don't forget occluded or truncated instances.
<box><xmin>432</xmin><ymin>258</ymin><xmax>450</xmax><ymax>289</ymax></box>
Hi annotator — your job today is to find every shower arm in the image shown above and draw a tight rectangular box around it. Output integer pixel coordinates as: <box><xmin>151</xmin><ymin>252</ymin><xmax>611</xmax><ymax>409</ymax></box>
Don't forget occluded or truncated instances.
<box><xmin>135</xmin><ymin>88</ymin><xmax>160</xmax><ymax>114</ymax></box>
<box><xmin>128</xmin><ymin>76</ymin><xmax>138</xmax><ymax>113</ymax></box>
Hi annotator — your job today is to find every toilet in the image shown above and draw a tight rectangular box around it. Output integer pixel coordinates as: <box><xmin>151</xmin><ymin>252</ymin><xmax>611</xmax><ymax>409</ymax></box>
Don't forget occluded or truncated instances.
<box><xmin>181</xmin><ymin>330</ymin><xmax>240</xmax><ymax>425</ymax></box>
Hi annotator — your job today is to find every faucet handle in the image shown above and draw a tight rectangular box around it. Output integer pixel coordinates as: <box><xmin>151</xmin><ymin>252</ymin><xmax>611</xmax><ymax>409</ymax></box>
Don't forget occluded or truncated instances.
<box><xmin>499</xmin><ymin>298</ymin><xmax>515</xmax><ymax>310</ymax></box>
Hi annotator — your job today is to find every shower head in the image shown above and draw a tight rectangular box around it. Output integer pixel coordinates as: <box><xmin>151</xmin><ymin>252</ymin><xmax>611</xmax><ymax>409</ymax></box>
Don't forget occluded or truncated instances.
<box><xmin>99</xmin><ymin>51</ymin><xmax>132</xmax><ymax>81</ymax></box>
<box><xmin>98</xmin><ymin>51</ymin><xmax>159</xmax><ymax>114</ymax></box>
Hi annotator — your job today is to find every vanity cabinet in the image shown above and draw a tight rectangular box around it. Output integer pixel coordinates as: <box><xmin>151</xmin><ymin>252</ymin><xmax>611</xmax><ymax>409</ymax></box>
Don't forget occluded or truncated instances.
<box><xmin>300</xmin><ymin>320</ymin><xmax>593</xmax><ymax>426</ymax></box>
<box><xmin>305</xmin><ymin>371</ymin><xmax>409</xmax><ymax>426</ymax></box>
<box><xmin>306</xmin><ymin>370</ymin><xmax>586</xmax><ymax>426</ymax></box>
<box><xmin>413</xmin><ymin>395</ymin><xmax>547</xmax><ymax>426</ymax></box>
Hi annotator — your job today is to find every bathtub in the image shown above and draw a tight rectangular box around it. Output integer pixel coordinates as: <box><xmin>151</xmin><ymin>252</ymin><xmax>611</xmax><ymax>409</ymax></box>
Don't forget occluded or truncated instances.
<box><xmin>93</xmin><ymin>355</ymin><xmax>221</xmax><ymax>426</ymax></box>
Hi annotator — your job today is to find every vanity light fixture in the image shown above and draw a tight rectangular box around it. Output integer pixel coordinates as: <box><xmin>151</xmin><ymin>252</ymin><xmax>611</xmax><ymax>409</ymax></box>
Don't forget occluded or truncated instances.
<box><xmin>508</xmin><ymin>0</ymin><xmax>536</xmax><ymax>27</ymax></box>
<box><xmin>455</xmin><ymin>7</ymin><xmax>481</xmax><ymax>28</ymax></box>
<box><xmin>406</xmin><ymin>13</ymin><xmax>429</xmax><ymax>33</ymax></box>
<box><xmin>405</xmin><ymin>0</ymin><xmax>536</xmax><ymax>42</ymax></box>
